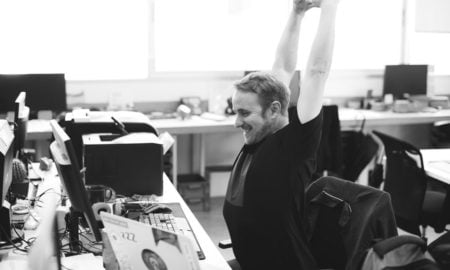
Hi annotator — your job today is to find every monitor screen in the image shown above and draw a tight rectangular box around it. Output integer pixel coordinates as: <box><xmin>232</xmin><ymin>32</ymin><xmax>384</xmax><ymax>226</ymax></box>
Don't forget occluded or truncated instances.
<box><xmin>0</xmin><ymin>119</ymin><xmax>14</xmax><ymax>204</ymax></box>
<box><xmin>49</xmin><ymin>120</ymin><xmax>102</xmax><ymax>242</ymax></box>
<box><xmin>383</xmin><ymin>65</ymin><xmax>428</xmax><ymax>99</ymax></box>
<box><xmin>0</xmin><ymin>74</ymin><xmax>67</xmax><ymax>117</ymax></box>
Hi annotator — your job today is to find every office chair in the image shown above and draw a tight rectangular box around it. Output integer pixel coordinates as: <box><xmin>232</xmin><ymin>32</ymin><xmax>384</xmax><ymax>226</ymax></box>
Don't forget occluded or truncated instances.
<box><xmin>218</xmin><ymin>176</ymin><xmax>398</xmax><ymax>270</ymax></box>
<box><xmin>314</xmin><ymin>106</ymin><xmax>379</xmax><ymax>183</ymax></box>
<box><xmin>372</xmin><ymin>130</ymin><xmax>448</xmax><ymax>236</ymax></box>
<box><xmin>340</xmin><ymin>120</ymin><xmax>380</xmax><ymax>182</ymax></box>
<box><xmin>305</xmin><ymin>176</ymin><xmax>398</xmax><ymax>270</ymax></box>
<box><xmin>431</xmin><ymin>121</ymin><xmax>450</xmax><ymax>148</ymax></box>
<box><xmin>312</xmin><ymin>105</ymin><xmax>344</xmax><ymax>180</ymax></box>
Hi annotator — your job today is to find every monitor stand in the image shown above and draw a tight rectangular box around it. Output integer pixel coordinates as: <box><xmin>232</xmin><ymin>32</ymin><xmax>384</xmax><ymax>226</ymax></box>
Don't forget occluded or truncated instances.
<box><xmin>65</xmin><ymin>207</ymin><xmax>102</xmax><ymax>256</ymax></box>
<box><xmin>66</xmin><ymin>207</ymin><xmax>82</xmax><ymax>254</ymax></box>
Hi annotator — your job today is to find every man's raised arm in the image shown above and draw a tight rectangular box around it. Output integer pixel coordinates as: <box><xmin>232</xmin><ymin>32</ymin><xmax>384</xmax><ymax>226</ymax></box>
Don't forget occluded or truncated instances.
<box><xmin>272</xmin><ymin>0</ymin><xmax>317</xmax><ymax>90</ymax></box>
<box><xmin>297</xmin><ymin>0</ymin><xmax>340</xmax><ymax>123</ymax></box>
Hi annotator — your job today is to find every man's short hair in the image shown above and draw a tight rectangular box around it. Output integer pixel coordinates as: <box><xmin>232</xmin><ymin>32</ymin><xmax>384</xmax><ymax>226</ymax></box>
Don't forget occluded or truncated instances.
<box><xmin>234</xmin><ymin>72</ymin><xmax>289</xmax><ymax>115</ymax></box>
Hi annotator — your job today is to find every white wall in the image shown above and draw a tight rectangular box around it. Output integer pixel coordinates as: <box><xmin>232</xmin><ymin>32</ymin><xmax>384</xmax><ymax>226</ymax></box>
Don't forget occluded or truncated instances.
<box><xmin>66</xmin><ymin>70</ymin><xmax>450</xmax><ymax>106</ymax></box>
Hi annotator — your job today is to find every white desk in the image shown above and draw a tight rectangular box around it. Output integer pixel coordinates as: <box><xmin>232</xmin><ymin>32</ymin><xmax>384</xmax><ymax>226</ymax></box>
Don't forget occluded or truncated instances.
<box><xmin>152</xmin><ymin>108</ymin><xmax>450</xmax><ymax>132</ymax></box>
<box><xmin>26</xmin><ymin>108</ymin><xmax>450</xmax><ymax>138</ymax></box>
<box><xmin>421</xmin><ymin>148</ymin><xmax>450</xmax><ymax>185</ymax></box>
<box><xmin>26</xmin><ymin>108</ymin><xmax>450</xmax><ymax>185</ymax></box>
<box><xmin>339</xmin><ymin>108</ymin><xmax>450</xmax><ymax>129</ymax></box>
<box><xmin>153</xmin><ymin>109</ymin><xmax>450</xmax><ymax>183</ymax></box>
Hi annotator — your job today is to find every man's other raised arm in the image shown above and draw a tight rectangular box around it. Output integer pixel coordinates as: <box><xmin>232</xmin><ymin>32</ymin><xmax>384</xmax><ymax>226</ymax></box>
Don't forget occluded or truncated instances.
<box><xmin>297</xmin><ymin>0</ymin><xmax>340</xmax><ymax>123</ymax></box>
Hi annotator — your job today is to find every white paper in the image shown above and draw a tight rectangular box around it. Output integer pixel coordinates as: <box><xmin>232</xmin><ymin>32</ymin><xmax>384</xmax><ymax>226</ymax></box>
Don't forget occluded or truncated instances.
<box><xmin>101</xmin><ymin>212</ymin><xmax>200</xmax><ymax>270</ymax></box>
<box><xmin>61</xmin><ymin>254</ymin><xmax>104</xmax><ymax>270</ymax></box>
<box><xmin>112</xmin><ymin>132</ymin><xmax>162</xmax><ymax>145</ymax></box>
<box><xmin>158</xmin><ymin>131</ymin><xmax>175</xmax><ymax>154</ymax></box>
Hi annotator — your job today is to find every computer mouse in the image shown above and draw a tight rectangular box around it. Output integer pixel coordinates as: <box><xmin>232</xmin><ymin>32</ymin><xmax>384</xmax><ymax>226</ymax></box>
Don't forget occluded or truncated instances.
<box><xmin>143</xmin><ymin>204</ymin><xmax>172</xmax><ymax>214</ymax></box>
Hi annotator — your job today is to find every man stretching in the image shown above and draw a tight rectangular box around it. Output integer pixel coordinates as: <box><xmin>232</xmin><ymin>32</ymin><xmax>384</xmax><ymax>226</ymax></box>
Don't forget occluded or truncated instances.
<box><xmin>223</xmin><ymin>0</ymin><xmax>341</xmax><ymax>269</ymax></box>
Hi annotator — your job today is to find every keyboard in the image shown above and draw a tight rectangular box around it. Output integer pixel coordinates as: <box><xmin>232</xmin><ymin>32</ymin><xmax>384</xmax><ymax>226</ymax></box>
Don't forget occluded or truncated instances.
<box><xmin>143</xmin><ymin>213</ymin><xmax>178</xmax><ymax>231</ymax></box>
<box><xmin>134</xmin><ymin>204</ymin><xmax>206</xmax><ymax>260</ymax></box>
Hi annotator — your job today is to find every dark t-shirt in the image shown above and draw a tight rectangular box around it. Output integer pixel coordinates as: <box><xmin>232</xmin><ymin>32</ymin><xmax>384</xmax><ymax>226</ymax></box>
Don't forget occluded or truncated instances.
<box><xmin>223</xmin><ymin>107</ymin><xmax>323</xmax><ymax>270</ymax></box>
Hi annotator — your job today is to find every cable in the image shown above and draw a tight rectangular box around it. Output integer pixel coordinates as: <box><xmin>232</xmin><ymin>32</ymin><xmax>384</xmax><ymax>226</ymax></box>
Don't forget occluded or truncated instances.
<box><xmin>11</xmin><ymin>225</ymin><xmax>32</xmax><ymax>248</ymax></box>
<box><xmin>0</xmin><ymin>224</ymin><xmax>28</xmax><ymax>252</ymax></box>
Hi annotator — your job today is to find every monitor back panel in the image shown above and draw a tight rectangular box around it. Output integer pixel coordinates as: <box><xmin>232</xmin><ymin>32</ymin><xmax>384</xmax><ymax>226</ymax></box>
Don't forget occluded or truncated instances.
<box><xmin>383</xmin><ymin>65</ymin><xmax>428</xmax><ymax>99</ymax></box>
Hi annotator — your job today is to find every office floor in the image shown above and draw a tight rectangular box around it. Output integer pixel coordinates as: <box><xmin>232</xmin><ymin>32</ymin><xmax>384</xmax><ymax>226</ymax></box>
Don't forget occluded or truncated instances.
<box><xmin>190</xmin><ymin>197</ymin><xmax>234</xmax><ymax>261</ymax></box>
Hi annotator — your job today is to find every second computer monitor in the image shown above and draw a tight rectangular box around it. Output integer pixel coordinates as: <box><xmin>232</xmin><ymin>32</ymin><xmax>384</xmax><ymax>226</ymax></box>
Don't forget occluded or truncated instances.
<box><xmin>383</xmin><ymin>65</ymin><xmax>428</xmax><ymax>99</ymax></box>
<box><xmin>49</xmin><ymin>120</ymin><xmax>102</xmax><ymax>242</ymax></box>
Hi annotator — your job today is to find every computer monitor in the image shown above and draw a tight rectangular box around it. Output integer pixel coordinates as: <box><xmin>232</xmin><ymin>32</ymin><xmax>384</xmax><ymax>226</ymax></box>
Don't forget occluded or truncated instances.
<box><xmin>49</xmin><ymin>120</ymin><xmax>102</xmax><ymax>242</ymax></box>
<box><xmin>13</xmin><ymin>92</ymin><xmax>30</xmax><ymax>159</ymax></box>
<box><xmin>0</xmin><ymin>119</ymin><xmax>15</xmax><ymax>245</ymax></box>
<box><xmin>0</xmin><ymin>74</ymin><xmax>67</xmax><ymax>118</ymax></box>
<box><xmin>383</xmin><ymin>65</ymin><xmax>428</xmax><ymax>99</ymax></box>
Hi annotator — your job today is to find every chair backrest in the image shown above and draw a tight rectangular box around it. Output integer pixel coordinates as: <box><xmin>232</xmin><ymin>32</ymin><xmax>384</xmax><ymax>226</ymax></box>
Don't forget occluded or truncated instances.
<box><xmin>341</xmin><ymin>131</ymin><xmax>380</xmax><ymax>182</ymax></box>
<box><xmin>372</xmin><ymin>130</ymin><xmax>427</xmax><ymax>236</ymax></box>
<box><xmin>314</xmin><ymin>105</ymin><xmax>344</xmax><ymax>178</ymax></box>
<box><xmin>431</xmin><ymin>121</ymin><xmax>450</xmax><ymax>148</ymax></box>
<box><xmin>308</xmin><ymin>191</ymin><xmax>347</xmax><ymax>269</ymax></box>
<box><xmin>305</xmin><ymin>176</ymin><xmax>397</xmax><ymax>270</ymax></box>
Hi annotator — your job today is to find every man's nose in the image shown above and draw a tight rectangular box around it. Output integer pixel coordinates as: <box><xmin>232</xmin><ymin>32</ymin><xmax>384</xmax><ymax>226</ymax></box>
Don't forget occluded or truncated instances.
<box><xmin>235</xmin><ymin>116</ymin><xmax>242</xmax><ymax>128</ymax></box>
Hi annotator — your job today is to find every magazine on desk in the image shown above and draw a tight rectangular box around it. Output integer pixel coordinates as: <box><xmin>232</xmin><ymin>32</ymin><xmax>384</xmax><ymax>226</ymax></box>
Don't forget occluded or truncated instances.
<box><xmin>101</xmin><ymin>212</ymin><xmax>200</xmax><ymax>270</ymax></box>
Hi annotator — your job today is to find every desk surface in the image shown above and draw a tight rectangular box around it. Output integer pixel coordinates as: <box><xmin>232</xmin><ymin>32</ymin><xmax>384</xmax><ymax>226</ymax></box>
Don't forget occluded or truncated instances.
<box><xmin>159</xmin><ymin>175</ymin><xmax>231</xmax><ymax>270</ymax></box>
<box><xmin>338</xmin><ymin>108</ymin><xmax>450</xmax><ymax>129</ymax></box>
<box><xmin>421</xmin><ymin>148</ymin><xmax>450</xmax><ymax>185</ymax></box>
<box><xmin>114</xmin><ymin>108</ymin><xmax>450</xmax><ymax>133</ymax></box>
<box><xmin>27</xmin><ymin>108</ymin><xmax>450</xmax><ymax>139</ymax></box>
<box><xmin>1</xmin><ymin>167</ymin><xmax>230</xmax><ymax>270</ymax></box>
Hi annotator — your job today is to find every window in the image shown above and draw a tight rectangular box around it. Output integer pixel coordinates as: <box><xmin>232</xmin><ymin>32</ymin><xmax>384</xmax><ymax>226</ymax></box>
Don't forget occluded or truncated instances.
<box><xmin>0</xmin><ymin>0</ymin><xmax>149</xmax><ymax>80</ymax></box>
<box><xmin>154</xmin><ymin>0</ymin><xmax>290</xmax><ymax>71</ymax></box>
<box><xmin>155</xmin><ymin>0</ymin><xmax>403</xmax><ymax>72</ymax></box>
<box><xmin>331</xmin><ymin>0</ymin><xmax>403</xmax><ymax>69</ymax></box>
<box><xmin>1</xmin><ymin>0</ymin><xmax>426</xmax><ymax>78</ymax></box>
<box><xmin>408</xmin><ymin>0</ymin><xmax>450</xmax><ymax>74</ymax></box>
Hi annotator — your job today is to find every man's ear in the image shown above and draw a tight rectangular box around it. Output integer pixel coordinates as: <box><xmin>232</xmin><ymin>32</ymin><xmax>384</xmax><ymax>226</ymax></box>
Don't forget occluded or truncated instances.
<box><xmin>269</xmin><ymin>101</ymin><xmax>282</xmax><ymax>117</ymax></box>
